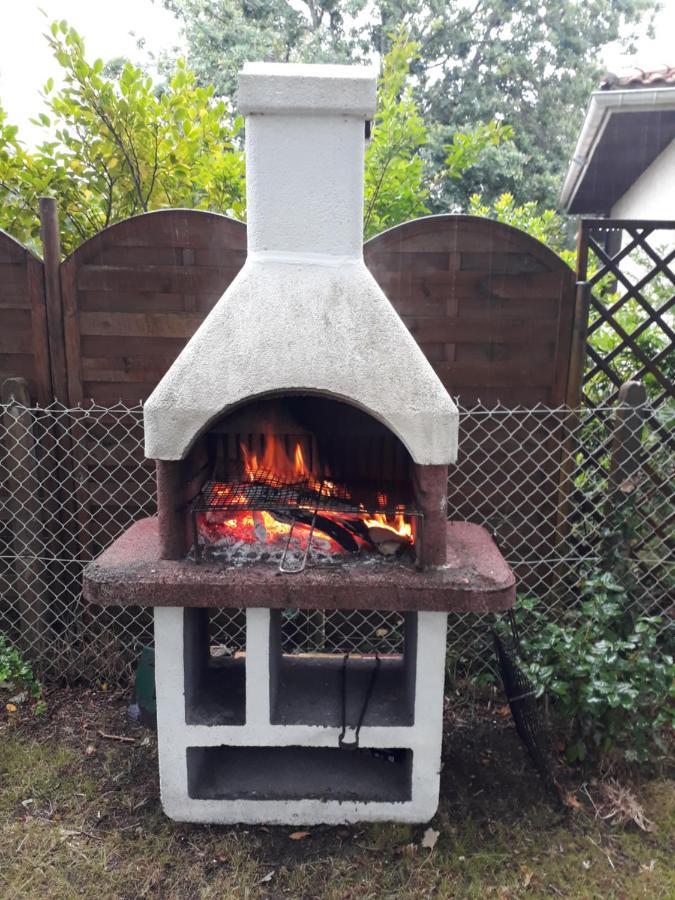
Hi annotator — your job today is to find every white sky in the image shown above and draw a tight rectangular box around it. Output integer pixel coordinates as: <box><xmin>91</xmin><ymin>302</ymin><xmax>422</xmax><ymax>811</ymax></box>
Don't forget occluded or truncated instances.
<box><xmin>0</xmin><ymin>0</ymin><xmax>674</xmax><ymax>148</ymax></box>
<box><xmin>0</xmin><ymin>0</ymin><xmax>184</xmax><ymax>145</ymax></box>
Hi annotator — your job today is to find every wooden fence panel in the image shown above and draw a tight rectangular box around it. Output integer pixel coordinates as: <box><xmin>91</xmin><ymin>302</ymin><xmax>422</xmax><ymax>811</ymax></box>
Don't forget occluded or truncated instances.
<box><xmin>59</xmin><ymin>210</ymin><xmax>246</xmax><ymax>405</ymax></box>
<box><xmin>364</xmin><ymin>215</ymin><xmax>577</xmax><ymax>407</ymax></box>
<box><xmin>0</xmin><ymin>230</ymin><xmax>51</xmax><ymax>404</ymax></box>
<box><xmin>363</xmin><ymin>216</ymin><xmax>577</xmax><ymax>569</ymax></box>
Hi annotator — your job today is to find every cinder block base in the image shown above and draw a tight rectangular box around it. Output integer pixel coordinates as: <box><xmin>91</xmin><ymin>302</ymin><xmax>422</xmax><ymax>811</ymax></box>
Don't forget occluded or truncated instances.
<box><xmin>154</xmin><ymin>606</ymin><xmax>448</xmax><ymax>824</ymax></box>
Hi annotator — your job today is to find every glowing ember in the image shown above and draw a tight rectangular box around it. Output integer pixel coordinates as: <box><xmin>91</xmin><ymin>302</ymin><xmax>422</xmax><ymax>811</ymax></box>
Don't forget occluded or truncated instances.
<box><xmin>201</xmin><ymin>508</ymin><xmax>363</xmax><ymax>559</ymax></box>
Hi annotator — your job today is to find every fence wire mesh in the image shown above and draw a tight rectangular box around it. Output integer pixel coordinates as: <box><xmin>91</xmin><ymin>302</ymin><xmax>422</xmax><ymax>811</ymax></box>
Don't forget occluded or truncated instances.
<box><xmin>0</xmin><ymin>398</ymin><xmax>672</xmax><ymax>682</ymax></box>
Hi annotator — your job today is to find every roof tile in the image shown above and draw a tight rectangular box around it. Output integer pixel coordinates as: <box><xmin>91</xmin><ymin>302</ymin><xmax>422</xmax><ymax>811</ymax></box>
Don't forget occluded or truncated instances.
<box><xmin>601</xmin><ymin>66</ymin><xmax>675</xmax><ymax>90</ymax></box>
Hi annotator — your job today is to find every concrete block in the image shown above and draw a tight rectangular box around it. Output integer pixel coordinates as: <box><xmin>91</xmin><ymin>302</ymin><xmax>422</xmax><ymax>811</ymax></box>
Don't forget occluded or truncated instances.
<box><xmin>154</xmin><ymin>606</ymin><xmax>448</xmax><ymax>824</ymax></box>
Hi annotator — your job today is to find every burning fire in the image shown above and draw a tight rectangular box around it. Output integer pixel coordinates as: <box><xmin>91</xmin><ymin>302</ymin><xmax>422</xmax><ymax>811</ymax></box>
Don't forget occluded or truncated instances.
<box><xmin>240</xmin><ymin>431</ymin><xmax>303</xmax><ymax>481</ymax></box>
<box><xmin>199</xmin><ymin>431</ymin><xmax>413</xmax><ymax>560</ymax></box>
<box><xmin>363</xmin><ymin>511</ymin><xmax>413</xmax><ymax>542</ymax></box>
<box><xmin>241</xmin><ymin>431</ymin><xmax>335</xmax><ymax>496</ymax></box>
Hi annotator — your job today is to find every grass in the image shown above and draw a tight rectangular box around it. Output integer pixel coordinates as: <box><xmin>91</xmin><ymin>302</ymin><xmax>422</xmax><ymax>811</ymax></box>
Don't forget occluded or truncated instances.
<box><xmin>1</xmin><ymin>686</ymin><xmax>673</xmax><ymax>899</ymax></box>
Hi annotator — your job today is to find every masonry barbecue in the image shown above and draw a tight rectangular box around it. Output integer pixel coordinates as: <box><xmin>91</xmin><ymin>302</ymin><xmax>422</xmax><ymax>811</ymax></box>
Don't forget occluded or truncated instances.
<box><xmin>83</xmin><ymin>62</ymin><xmax>516</xmax><ymax>825</ymax></box>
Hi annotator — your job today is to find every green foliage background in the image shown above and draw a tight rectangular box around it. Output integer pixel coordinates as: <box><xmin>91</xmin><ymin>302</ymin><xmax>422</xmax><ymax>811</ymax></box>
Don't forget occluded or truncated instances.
<box><xmin>162</xmin><ymin>0</ymin><xmax>657</xmax><ymax>211</ymax></box>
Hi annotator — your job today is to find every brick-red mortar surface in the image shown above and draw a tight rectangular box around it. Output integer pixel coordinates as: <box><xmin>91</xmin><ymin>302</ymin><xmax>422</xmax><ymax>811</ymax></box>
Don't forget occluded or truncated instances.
<box><xmin>83</xmin><ymin>518</ymin><xmax>515</xmax><ymax>613</ymax></box>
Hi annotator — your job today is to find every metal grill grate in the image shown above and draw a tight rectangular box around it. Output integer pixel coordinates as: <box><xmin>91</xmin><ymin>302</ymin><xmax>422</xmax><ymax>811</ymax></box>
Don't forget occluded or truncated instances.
<box><xmin>192</xmin><ymin>471</ymin><xmax>418</xmax><ymax>517</ymax></box>
<box><xmin>191</xmin><ymin>470</ymin><xmax>422</xmax><ymax>569</ymax></box>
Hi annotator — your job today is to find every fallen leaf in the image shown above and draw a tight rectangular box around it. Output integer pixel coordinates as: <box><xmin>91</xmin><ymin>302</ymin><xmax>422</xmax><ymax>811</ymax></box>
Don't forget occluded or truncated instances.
<box><xmin>259</xmin><ymin>871</ymin><xmax>275</xmax><ymax>884</ymax></box>
<box><xmin>562</xmin><ymin>792</ymin><xmax>582</xmax><ymax>810</ymax></box>
<box><xmin>289</xmin><ymin>831</ymin><xmax>310</xmax><ymax>841</ymax></box>
<box><xmin>495</xmin><ymin>704</ymin><xmax>512</xmax><ymax>718</ymax></box>
<box><xmin>5</xmin><ymin>703</ymin><xmax>17</xmax><ymax>713</ymax></box>
<box><xmin>421</xmin><ymin>827</ymin><xmax>439</xmax><ymax>850</ymax></box>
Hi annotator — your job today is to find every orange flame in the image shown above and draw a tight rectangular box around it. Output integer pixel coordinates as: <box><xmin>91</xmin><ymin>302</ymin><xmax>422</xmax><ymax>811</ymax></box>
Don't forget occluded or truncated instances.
<box><xmin>294</xmin><ymin>442</ymin><xmax>307</xmax><ymax>476</ymax></box>
<box><xmin>241</xmin><ymin>431</ymin><xmax>311</xmax><ymax>481</ymax></box>
<box><xmin>241</xmin><ymin>432</ymin><xmax>338</xmax><ymax>497</ymax></box>
<box><xmin>363</xmin><ymin>511</ymin><xmax>413</xmax><ymax>541</ymax></box>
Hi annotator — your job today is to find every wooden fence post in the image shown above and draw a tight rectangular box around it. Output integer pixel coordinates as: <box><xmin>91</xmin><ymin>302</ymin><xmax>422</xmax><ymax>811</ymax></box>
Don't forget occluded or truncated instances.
<box><xmin>38</xmin><ymin>199</ymin><xmax>91</xmax><ymax>644</ymax></box>
<box><xmin>1</xmin><ymin>377</ymin><xmax>50</xmax><ymax>658</ymax></box>
<box><xmin>39</xmin><ymin>197</ymin><xmax>68</xmax><ymax>401</ymax></box>
<box><xmin>604</xmin><ymin>380</ymin><xmax>647</xmax><ymax>570</ymax></box>
<box><xmin>552</xmin><ymin>270</ymin><xmax>592</xmax><ymax>578</ymax></box>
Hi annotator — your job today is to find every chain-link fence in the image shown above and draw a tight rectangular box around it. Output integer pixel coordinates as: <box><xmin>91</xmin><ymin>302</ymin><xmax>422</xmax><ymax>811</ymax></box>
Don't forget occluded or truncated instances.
<box><xmin>1</xmin><ymin>395</ymin><xmax>672</xmax><ymax>682</ymax></box>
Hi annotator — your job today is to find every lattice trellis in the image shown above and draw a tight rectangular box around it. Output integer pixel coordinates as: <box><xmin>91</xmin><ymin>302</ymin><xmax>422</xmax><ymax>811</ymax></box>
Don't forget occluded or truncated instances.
<box><xmin>579</xmin><ymin>219</ymin><xmax>675</xmax><ymax>411</ymax></box>
<box><xmin>577</xmin><ymin>220</ymin><xmax>675</xmax><ymax>584</ymax></box>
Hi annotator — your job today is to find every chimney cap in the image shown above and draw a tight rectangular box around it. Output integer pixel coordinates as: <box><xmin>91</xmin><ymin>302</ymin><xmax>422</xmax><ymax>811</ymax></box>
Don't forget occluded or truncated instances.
<box><xmin>238</xmin><ymin>62</ymin><xmax>377</xmax><ymax>118</ymax></box>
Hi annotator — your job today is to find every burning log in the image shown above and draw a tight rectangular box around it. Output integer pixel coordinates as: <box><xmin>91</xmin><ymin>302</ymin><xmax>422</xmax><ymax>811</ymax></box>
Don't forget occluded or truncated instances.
<box><xmin>365</xmin><ymin>524</ymin><xmax>411</xmax><ymax>556</ymax></box>
<box><xmin>364</xmin><ymin>515</ymin><xmax>413</xmax><ymax>557</ymax></box>
<box><xmin>252</xmin><ymin>511</ymin><xmax>268</xmax><ymax>543</ymax></box>
<box><xmin>271</xmin><ymin>510</ymin><xmax>360</xmax><ymax>553</ymax></box>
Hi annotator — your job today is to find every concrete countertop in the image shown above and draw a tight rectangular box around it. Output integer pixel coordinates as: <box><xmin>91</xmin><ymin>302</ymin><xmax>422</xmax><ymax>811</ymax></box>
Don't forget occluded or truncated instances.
<box><xmin>83</xmin><ymin>517</ymin><xmax>515</xmax><ymax>613</ymax></box>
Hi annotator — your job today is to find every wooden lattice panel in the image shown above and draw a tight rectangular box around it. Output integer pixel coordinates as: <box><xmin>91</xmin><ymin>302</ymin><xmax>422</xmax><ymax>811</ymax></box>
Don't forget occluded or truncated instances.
<box><xmin>577</xmin><ymin>219</ymin><xmax>675</xmax><ymax>577</ymax></box>
<box><xmin>578</xmin><ymin>219</ymin><xmax>675</xmax><ymax>411</ymax></box>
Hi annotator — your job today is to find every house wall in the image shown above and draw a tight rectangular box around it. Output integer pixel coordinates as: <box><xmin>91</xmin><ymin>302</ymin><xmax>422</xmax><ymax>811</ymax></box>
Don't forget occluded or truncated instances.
<box><xmin>611</xmin><ymin>138</ymin><xmax>675</xmax><ymax>219</ymax></box>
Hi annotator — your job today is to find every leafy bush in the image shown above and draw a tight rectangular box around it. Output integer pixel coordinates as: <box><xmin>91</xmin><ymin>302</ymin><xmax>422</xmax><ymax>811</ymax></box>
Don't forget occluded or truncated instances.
<box><xmin>468</xmin><ymin>192</ymin><xmax>575</xmax><ymax>268</ymax></box>
<box><xmin>512</xmin><ymin>576</ymin><xmax>674</xmax><ymax>765</ymax></box>
<box><xmin>0</xmin><ymin>633</ymin><xmax>41</xmax><ymax>700</ymax></box>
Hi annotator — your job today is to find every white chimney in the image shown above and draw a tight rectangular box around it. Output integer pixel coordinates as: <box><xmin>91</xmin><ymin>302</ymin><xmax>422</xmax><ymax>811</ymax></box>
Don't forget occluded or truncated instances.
<box><xmin>238</xmin><ymin>63</ymin><xmax>375</xmax><ymax>258</ymax></box>
<box><xmin>144</xmin><ymin>63</ymin><xmax>458</xmax><ymax>465</ymax></box>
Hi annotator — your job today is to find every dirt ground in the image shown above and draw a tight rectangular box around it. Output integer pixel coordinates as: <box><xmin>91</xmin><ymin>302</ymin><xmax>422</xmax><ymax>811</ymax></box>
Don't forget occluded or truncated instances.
<box><xmin>1</xmin><ymin>684</ymin><xmax>673</xmax><ymax>899</ymax></box>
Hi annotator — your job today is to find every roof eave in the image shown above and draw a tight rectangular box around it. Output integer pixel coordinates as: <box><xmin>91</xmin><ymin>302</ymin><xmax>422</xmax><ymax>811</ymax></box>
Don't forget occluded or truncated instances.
<box><xmin>560</xmin><ymin>87</ymin><xmax>675</xmax><ymax>212</ymax></box>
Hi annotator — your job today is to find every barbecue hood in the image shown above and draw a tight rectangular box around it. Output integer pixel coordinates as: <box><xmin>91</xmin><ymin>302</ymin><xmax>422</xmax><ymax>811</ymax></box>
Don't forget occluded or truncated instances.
<box><xmin>144</xmin><ymin>63</ymin><xmax>458</xmax><ymax>465</ymax></box>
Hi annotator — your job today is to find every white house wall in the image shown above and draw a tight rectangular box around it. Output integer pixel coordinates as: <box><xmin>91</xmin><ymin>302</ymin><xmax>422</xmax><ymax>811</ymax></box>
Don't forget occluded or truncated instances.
<box><xmin>611</xmin><ymin>138</ymin><xmax>675</xmax><ymax>219</ymax></box>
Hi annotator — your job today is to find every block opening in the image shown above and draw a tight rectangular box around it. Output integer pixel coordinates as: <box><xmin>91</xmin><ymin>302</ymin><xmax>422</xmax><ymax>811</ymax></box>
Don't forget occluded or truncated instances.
<box><xmin>270</xmin><ymin>610</ymin><xmax>417</xmax><ymax>727</ymax></box>
<box><xmin>184</xmin><ymin>608</ymin><xmax>246</xmax><ymax>725</ymax></box>
<box><xmin>187</xmin><ymin>745</ymin><xmax>413</xmax><ymax>802</ymax></box>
